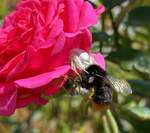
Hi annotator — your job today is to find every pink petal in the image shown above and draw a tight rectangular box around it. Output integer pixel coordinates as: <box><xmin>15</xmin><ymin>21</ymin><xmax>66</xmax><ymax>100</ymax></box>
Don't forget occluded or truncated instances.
<box><xmin>95</xmin><ymin>5</ymin><xmax>105</xmax><ymax>15</ymax></box>
<box><xmin>74</xmin><ymin>0</ymin><xmax>83</xmax><ymax>11</ymax></box>
<box><xmin>0</xmin><ymin>83</ymin><xmax>16</xmax><ymax>95</ymax></box>
<box><xmin>16</xmin><ymin>94</ymin><xmax>38</xmax><ymax>108</ymax></box>
<box><xmin>44</xmin><ymin>76</ymin><xmax>68</xmax><ymax>96</ymax></box>
<box><xmin>92</xmin><ymin>53</ymin><xmax>106</xmax><ymax>70</ymax></box>
<box><xmin>48</xmin><ymin>19</ymin><xmax>63</xmax><ymax>38</ymax></box>
<box><xmin>42</xmin><ymin>19</ymin><xmax>64</xmax><ymax>48</ymax></box>
<box><xmin>6</xmin><ymin>48</ymin><xmax>32</xmax><ymax>81</ymax></box>
<box><xmin>63</xmin><ymin>0</ymin><xmax>79</xmax><ymax>32</ymax></box>
<box><xmin>79</xmin><ymin>2</ymin><xmax>97</xmax><ymax>28</ymax></box>
<box><xmin>0</xmin><ymin>87</ymin><xmax>17</xmax><ymax>116</ymax></box>
<box><xmin>79</xmin><ymin>29</ymin><xmax>92</xmax><ymax>51</ymax></box>
<box><xmin>16</xmin><ymin>94</ymin><xmax>47</xmax><ymax>108</ymax></box>
<box><xmin>14</xmin><ymin>65</ymin><xmax>70</xmax><ymax>89</ymax></box>
<box><xmin>6</xmin><ymin>46</ymin><xmax>49</xmax><ymax>81</ymax></box>
<box><xmin>35</xmin><ymin>97</ymin><xmax>48</xmax><ymax>105</ymax></box>
<box><xmin>0</xmin><ymin>52</ymin><xmax>24</xmax><ymax>78</ymax></box>
<box><xmin>46</xmin><ymin>0</ymin><xmax>57</xmax><ymax>24</ymax></box>
<box><xmin>50</xmin><ymin>32</ymin><xmax>66</xmax><ymax>55</ymax></box>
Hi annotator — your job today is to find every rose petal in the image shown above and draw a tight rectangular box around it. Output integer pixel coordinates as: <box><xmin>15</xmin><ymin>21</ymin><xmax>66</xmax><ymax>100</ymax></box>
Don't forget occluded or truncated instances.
<box><xmin>16</xmin><ymin>94</ymin><xmax>38</xmax><ymax>108</ymax></box>
<box><xmin>46</xmin><ymin>0</ymin><xmax>57</xmax><ymax>24</ymax></box>
<box><xmin>14</xmin><ymin>65</ymin><xmax>70</xmax><ymax>88</ymax></box>
<box><xmin>79</xmin><ymin>2</ymin><xmax>97</xmax><ymax>28</ymax></box>
<box><xmin>0</xmin><ymin>83</ymin><xmax>16</xmax><ymax>95</ymax></box>
<box><xmin>63</xmin><ymin>0</ymin><xmax>79</xmax><ymax>32</ymax></box>
<box><xmin>0</xmin><ymin>52</ymin><xmax>24</xmax><ymax>79</ymax></box>
<box><xmin>35</xmin><ymin>97</ymin><xmax>48</xmax><ymax>105</ymax></box>
<box><xmin>0</xmin><ymin>86</ymin><xmax>17</xmax><ymax>116</ymax></box>
<box><xmin>41</xmin><ymin>19</ymin><xmax>64</xmax><ymax>48</ymax></box>
<box><xmin>95</xmin><ymin>5</ymin><xmax>105</xmax><ymax>15</ymax></box>
<box><xmin>16</xmin><ymin>94</ymin><xmax>48</xmax><ymax>108</ymax></box>
<box><xmin>92</xmin><ymin>53</ymin><xmax>106</xmax><ymax>70</ymax></box>
<box><xmin>50</xmin><ymin>32</ymin><xmax>66</xmax><ymax>55</ymax></box>
<box><xmin>44</xmin><ymin>76</ymin><xmax>67</xmax><ymax>96</ymax></box>
<box><xmin>74</xmin><ymin>0</ymin><xmax>83</xmax><ymax>11</ymax></box>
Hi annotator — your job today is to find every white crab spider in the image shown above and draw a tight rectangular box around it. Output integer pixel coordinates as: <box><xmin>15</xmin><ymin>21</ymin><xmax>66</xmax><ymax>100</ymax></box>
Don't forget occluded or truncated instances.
<box><xmin>70</xmin><ymin>48</ymin><xmax>98</xmax><ymax>75</ymax></box>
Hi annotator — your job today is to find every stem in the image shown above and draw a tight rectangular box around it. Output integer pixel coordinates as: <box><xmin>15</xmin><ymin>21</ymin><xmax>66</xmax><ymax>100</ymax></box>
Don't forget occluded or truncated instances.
<box><xmin>99</xmin><ymin>13</ymin><xmax>106</xmax><ymax>52</ymax></box>
<box><xmin>102</xmin><ymin>115</ymin><xmax>111</xmax><ymax>133</ymax></box>
<box><xmin>111</xmin><ymin>104</ymin><xmax>127</xmax><ymax>133</ymax></box>
<box><xmin>106</xmin><ymin>109</ymin><xmax>119</xmax><ymax>133</ymax></box>
<box><xmin>25</xmin><ymin>109</ymin><xmax>35</xmax><ymax>133</ymax></box>
<box><xmin>101</xmin><ymin>13</ymin><xmax>106</xmax><ymax>32</ymax></box>
<box><xmin>108</xmin><ymin>10</ymin><xmax>120</xmax><ymax>48</ymax></box>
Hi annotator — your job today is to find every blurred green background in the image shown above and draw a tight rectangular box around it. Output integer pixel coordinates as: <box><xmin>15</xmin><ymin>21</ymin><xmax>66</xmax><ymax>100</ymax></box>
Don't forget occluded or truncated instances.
<box><xmin>0</xmin><ymin>0</ymin><xmax>150</xmax><ymax>133</ymax></box>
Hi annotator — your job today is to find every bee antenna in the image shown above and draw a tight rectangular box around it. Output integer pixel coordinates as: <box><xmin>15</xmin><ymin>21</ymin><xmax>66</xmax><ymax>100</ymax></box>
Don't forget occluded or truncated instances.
<box><xmin>84</xmin><ymin>69</ymin><xmax>89</xmax><ymax>74</ymax></box>
<box><xmin>95</xmin><ymin>74</ymin><xmax>103</xmax><ymax>78</ymax></box>
<box><xmin>62</xmin><ymin>75</ymin><xmax>81</xmax><ymax>84</ymax></box>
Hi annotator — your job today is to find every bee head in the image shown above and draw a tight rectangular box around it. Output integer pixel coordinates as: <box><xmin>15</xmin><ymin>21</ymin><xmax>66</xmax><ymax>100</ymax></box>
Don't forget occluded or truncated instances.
<box><xmin>86</xmin><ymin>64</ymin><xmax>106</xmax><ymax>78</ymax></box>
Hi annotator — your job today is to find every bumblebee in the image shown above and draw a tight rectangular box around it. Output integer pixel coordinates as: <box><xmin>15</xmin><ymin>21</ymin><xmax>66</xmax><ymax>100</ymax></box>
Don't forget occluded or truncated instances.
<box><xmin>80</xmin><ymin>64</ymin><xmax>132</xmax><ymax>110</ymax></box>
<box><xmin>67</xmin><ymin>49</ymin><xmax>132</xmax><ymax>110</ymax></box>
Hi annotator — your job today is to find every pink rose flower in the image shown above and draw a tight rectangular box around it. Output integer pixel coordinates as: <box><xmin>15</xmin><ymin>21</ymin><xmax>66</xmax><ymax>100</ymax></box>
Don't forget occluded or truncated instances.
<box><xmin>0</xmin><ymin>0</ymin><xmax>105</xmax><ymax>116</ymax></box>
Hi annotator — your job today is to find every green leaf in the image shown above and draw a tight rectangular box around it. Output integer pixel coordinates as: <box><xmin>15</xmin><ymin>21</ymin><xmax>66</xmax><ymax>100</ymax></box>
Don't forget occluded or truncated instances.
<box><xmin>107</xmin><ymin>48</ymin><xmax>144</xmax><ymax>70</ymax></box>
<box><xmin>134</xmin><ymin>55</ymin><xmax>150</xmax><ymax>76</ymax></box>
<box><xmin>92</xmin><ymin>32</ymin><xmax>111</xmax><ymax>42</ymax></box>
<box><xmin>128</xmin><ymin>80</ymin><xmax>150</xmax><ymax>96</ymax></box>
<box><xmin>118</xmin><ymin>105</ymin><xmax>150</xmax><ymax>133</ymax></box>
<box><xmin>134</xmin><ymin>30</ymin><xmax>150</xmax><ymax>44</ymax></box>
<box><xmin>106</xmin><ymin>61</ymin><xmax>141</xmax><ymax>79</ymax></box>
<box><xmin>125</xmin><ymin>107</ymin><xmax>150</xmax><ymax>120</ymax></box>
<box><xmin>127</xmin><ymin>6</ymin><xmax>150</xmax><ymax>27</ymax></box>
<box><xmin>107</xmin><ymin>48</ymin><xmax>150</xmax><ymax>75</ymax></box>
<box><xmin>102</xmin><ymin>0</ymin><xmax>127</xmax><ymax>9</ymax></box>
<box><xmin>107</xmin><ymin>48</ymin><xmax>143</xmax><ymax>62</ymax></box>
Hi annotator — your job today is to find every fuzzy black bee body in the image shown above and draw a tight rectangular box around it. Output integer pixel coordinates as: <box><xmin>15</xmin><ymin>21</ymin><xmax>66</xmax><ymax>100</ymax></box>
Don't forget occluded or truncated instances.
<box><xmin>92</xmin><ymin>85</ymin><xmax>113</xmax><ymax>105</ymax></box>
<box><xmin>80</xmin><ymin>64</ymin><xmax>113</xmax><ymax>106</ymax></box>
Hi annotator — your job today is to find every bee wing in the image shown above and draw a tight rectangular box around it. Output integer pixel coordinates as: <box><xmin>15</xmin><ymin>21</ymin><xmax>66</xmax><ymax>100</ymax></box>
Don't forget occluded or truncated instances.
<box><xmin>105</xmin><ymin>75</ymin><xmax>132</xmax><ymax>94</ymax></box>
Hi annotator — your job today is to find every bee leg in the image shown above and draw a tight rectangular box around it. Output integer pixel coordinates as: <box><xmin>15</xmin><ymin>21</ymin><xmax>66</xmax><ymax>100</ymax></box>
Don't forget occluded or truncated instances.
<box><xmin>80</xmin><ymin>94</ymin><xmax>92</xmax><ymax>114</ymax></box>
<box><xmin>79</xmin><ymin>88</ymin><xmax>95</xmax><ymax>113</ymax></box>
<box><xmin>89</xmin><ymin>88</ymin><xmax>95</xmax><ymax>99</ymax></box>
<box><xmin>71</xmin><ymin>61</ymin><xmax>79</xmax><ymax>75</ymax></box>
<box><xmin>63</xmin><ymin>77</ymin><xmax>75</xmax><ymax>95</ymax></box>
